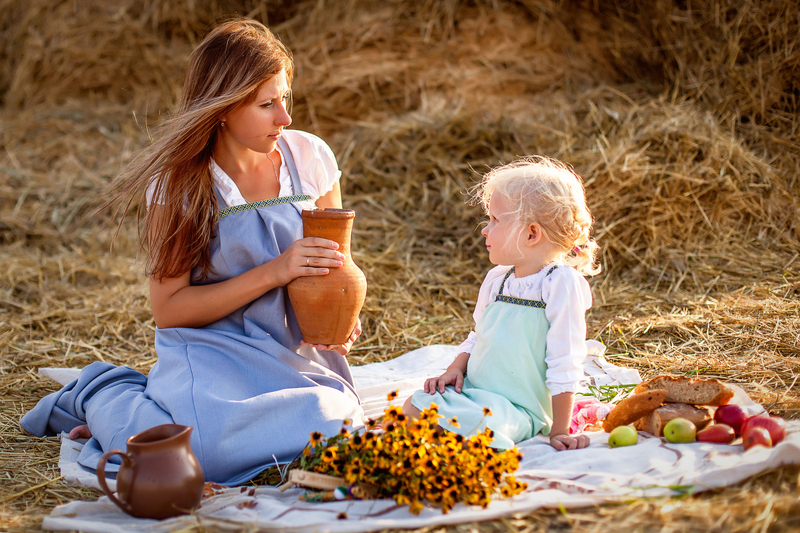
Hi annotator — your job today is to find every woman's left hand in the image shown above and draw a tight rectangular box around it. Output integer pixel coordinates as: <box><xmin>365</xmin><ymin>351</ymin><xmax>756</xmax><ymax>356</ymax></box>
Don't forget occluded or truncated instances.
<box><xmin>302</xmin><ymin>318</ymin><xmax>362</xmax><ymax>356</ymax></box>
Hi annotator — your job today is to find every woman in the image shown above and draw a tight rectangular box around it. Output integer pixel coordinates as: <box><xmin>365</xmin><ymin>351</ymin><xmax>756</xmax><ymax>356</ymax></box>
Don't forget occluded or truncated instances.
<box><xmin>21</xmin><ymin>19</ymin><xmax>364</xmax><ymax>486</ymax></box>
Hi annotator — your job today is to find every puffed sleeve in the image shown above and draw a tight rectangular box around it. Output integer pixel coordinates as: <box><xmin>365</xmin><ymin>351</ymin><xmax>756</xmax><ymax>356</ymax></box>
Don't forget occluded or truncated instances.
<box><xmin>282</xmin><ymin>130</ymin><xmax>341</xmax><ymax>199</ymax></box>
<box><xmin>457</xmin><ymin>266</ymin><xmax>511</xmax><ymax>354</ymax></box>
<box><xmin>542</xmin><ymin>267</ymin><xmax>592</xmax><ymax>395</ymax></box>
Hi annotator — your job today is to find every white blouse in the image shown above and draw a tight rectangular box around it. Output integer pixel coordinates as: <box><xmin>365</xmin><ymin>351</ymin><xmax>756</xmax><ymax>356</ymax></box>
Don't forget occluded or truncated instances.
<box><xmin>458</xmin><ymin>263</ymin><xmax>592</xmax><ymax>395</ymax></box>
<box><xmin>146</xmin><ymin>129</ymin><xmax>340</xmax><ymax>208</ymax></box>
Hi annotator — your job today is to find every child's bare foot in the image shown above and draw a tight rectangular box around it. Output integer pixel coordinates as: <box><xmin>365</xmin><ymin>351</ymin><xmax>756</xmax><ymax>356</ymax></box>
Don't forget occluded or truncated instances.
<box><xmin>68</xmin><ymin>425</ymin><xmax>92</xmax><ymax>440</ymax></box>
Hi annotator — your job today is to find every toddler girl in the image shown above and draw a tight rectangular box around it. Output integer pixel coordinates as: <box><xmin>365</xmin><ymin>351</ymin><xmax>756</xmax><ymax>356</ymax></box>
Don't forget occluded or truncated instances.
<box><xmin>403</xmin><ymin>156</ymin><xmax>600</xmax><ymax>451</ymax></box>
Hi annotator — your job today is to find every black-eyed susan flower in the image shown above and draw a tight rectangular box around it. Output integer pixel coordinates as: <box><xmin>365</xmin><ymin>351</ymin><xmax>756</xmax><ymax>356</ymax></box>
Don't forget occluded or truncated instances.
<box><xmin>309</xmin><ymin>431</ymin><xmax>323</xmax><ymax>446</ymax></box>
<box><xmin>448</xmin><ymin>416</ymin><xmax>460</xmax><ymax>428</ymax></box>
<box><xmin>321</xmin><ymin>447</ymin><xmax>337</xmax><ymax>463</ymax></box>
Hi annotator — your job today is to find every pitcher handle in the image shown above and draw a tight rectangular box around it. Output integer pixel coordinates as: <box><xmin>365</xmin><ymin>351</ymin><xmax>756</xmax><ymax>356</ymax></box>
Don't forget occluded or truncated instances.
<box><xmin>97</xmin><ymin>450</ymin><xmax>134</xmax><ymax>515</ymax></box>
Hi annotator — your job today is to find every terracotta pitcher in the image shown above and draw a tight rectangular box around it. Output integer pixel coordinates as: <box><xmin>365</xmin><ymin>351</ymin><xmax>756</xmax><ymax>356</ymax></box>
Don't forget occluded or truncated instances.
<box><xmin>96</xmin><ymin>424</ymin><xmax>204</xmax><ymax>520</ymax></box>
<box><xmin>288</xmin><ymin>208</ymin><xmax>367</xmax><ymax>345</ymax></box>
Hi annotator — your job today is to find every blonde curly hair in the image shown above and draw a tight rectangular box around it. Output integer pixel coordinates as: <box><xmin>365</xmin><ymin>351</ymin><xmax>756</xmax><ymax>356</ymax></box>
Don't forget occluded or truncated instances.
<box><xmin>472</xmin><ymin>156</ymin><xmax>601</xmax><ymax>276</ymax></box>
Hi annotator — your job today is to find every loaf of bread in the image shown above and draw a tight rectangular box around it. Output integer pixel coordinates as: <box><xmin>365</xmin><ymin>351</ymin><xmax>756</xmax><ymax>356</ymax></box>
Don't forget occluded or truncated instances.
<box><xmin>633</xmin><ymin>375</ymin><xmax>734</xmax><ymax>406</ymax></box>
<box><xmin>602</xmin><ymin>389</ymin><xmax>669</xmax><ymax>432</ymax></box>
<box><xmin>633</xmin><ymin>403</ymin><xmax>713</xmax><ymax>436</ymax></box>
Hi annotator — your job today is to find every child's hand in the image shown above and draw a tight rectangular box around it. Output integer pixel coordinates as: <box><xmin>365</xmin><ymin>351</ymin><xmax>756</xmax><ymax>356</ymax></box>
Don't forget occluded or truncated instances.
<box><xmin>424</xmin><ymin>369</ymin><xmax>464</xmax><ymax>394</ymax></box>
<box><xmin>549</xmin><ymin>433</ymin><xmax>590</xmax><ymax>451</ymax></box>
<box><xmin>302</xmin><ymin>318</ymin><xmax>362</xmax><ymax>356</ymax></box>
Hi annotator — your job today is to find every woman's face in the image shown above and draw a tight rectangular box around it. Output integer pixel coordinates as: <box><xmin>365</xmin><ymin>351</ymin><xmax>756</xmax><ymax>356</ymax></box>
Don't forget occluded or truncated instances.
<box><xmin>219</xmin><ymin>69</ymin><xmax>292</xmax><ymax>154</ymax></box>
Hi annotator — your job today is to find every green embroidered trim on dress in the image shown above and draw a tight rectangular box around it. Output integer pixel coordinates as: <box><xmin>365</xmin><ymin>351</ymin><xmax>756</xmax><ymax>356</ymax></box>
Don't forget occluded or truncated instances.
<box><xmin>218</xmin><ymin>195</ymin><xmax>313</xmax><ymax>219</ymax></box>
<box><xmin>495</xmin><ymin>294</ymin><xmax>547</xmax><ymax>308</ymax></box>
<box><xmin>495</xmin><ymin>264</ymin><xmax>557</xmax><ymax>307</ymax></box>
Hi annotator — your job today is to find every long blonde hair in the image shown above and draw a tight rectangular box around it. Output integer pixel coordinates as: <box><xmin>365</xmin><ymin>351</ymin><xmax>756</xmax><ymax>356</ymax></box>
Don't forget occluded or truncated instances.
<box><xmin>473</xmin><ymin>156</ymin><xmax>601</xmax><ymax>276</ymax></box>
<box><xmin>103</xmin><ymin>19</ymin><xmax>293</xmax><ymax>280</ymax></box>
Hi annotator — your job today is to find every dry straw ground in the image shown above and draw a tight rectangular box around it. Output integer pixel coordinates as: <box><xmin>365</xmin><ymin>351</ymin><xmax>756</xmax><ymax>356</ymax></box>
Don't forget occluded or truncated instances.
<box><xmin>1</xmin><ymin>0</ymin><xmax>799</xmax><ymax>531</ymax></box>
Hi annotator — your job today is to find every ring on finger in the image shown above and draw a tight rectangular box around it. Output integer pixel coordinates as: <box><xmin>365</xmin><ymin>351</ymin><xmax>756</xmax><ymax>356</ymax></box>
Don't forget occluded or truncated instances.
<box><xmin>306</xmin><ymin>257</ymin><xmax>310</xmax><ymax>266</ymax></box>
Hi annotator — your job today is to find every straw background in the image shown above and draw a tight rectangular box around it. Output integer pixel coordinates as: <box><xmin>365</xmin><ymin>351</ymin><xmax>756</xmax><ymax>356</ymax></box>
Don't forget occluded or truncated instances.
<box><xmin>2</xmin><ymin>0</ymin><xmax>799</xmax><ymax>531</ymax></box>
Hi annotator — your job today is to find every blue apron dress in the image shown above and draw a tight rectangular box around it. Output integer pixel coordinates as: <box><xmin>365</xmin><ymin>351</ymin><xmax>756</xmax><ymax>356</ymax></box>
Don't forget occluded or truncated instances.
<box><xmin>21</xmin><ymin>138</ymin><xmax>363</xmax><ymax>485</ymax></box>
<box><xmin>411</xmin><ymin>267</ymin><xmax>556</xmax><ymax>449</ymax></box>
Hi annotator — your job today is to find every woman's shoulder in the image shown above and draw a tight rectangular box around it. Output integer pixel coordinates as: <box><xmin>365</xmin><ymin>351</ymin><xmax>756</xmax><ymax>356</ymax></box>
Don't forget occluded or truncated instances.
<box><xmin>282</xmin><ymin>130</ymin><xmax>337</xmax><ymax>161</ymax></box>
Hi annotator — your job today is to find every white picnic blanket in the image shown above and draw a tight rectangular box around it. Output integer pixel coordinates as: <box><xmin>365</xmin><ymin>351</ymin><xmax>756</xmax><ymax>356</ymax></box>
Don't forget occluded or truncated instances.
<box><xmin>38</xmin><ymin>344</ymin><xmax>800</xmax><ymax>533</ymax></box>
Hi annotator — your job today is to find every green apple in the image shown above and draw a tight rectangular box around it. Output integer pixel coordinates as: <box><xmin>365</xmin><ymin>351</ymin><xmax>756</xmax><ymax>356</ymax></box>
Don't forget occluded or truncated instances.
<box><xmin>663</xmin><ymin>417</ymin><xmax>697</xmax><ymax>443</ymax></box>
<box><xmin>608</xmin><ymin>425</ymin><xmax>638</xmax><ymax>447</ymax></box>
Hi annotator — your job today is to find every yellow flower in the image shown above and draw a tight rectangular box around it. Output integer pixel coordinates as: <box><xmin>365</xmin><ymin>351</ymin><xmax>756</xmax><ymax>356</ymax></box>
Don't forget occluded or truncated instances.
<box><xmin>483</xmin><ymin>406</ymin><xmax>493</xmax><ymax>417</ymax></box>
<box><xmin>321</xmin><ymin>447</ymin><xmax>337</xmax><ymax>463</ymax></box>
<box><xmin>387</xmin><ymin>390</ymin><xmax>399</xmax><ymax>401</ymax></box>
<box><xmin>448</xmin><ymin>416</ymin><xmax>460</xmax><ymax>428</ymax></box>
<box><xmin>409</xmin><ymin>500</ymin><xmax>424</xmax><ymax>515</ymax></box>
<box><xmin>309</xmin><ymin>431</ymin><xmax>323</xmax><ymax>446</ymax></box>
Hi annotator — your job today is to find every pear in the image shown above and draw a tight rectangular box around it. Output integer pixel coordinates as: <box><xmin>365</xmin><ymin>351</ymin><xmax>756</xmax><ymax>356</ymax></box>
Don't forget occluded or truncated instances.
<box><xmin>663</xmin><ymin>417</ymin><xmax>696</xmax><ymax>443</ymax></box>
<box><xmin>608</xmin><ymin>425</ymin><xmax>638</xmax><ymax>447</ymax></box>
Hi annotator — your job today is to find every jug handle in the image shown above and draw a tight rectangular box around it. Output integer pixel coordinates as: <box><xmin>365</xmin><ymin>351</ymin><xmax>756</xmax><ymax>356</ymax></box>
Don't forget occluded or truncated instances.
<box><xmin>97</xmin><ymin>450</ymin><xmax>134</xmax><ymax>515</ymax></box>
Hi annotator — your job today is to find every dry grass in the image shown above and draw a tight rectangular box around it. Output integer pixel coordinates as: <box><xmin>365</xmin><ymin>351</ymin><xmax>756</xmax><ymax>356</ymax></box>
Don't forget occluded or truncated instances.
<box><xmin>1</xmin><ymin>0</ymin><xmax>799</xmax><ymax>531</ymax></box>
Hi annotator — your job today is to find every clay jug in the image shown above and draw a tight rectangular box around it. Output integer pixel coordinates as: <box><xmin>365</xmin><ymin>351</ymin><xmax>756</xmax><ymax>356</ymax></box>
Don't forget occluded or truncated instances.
<box><xmin>287</xmin><ymin>208</ymin><xmax>367</xmax><ymax>345</ymax></box>
<box><xmin>96</xmin><ymin>424</ymin><xmax>204</xmax><ymax>520</ymax></box>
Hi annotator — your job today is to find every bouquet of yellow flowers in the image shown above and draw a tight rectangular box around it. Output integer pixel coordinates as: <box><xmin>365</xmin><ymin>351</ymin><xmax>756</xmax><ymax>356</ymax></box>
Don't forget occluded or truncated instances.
<box><xmin>297</xmin><ymin>392</ymin><xmax>528</xmax><ymax>514</ymax></box>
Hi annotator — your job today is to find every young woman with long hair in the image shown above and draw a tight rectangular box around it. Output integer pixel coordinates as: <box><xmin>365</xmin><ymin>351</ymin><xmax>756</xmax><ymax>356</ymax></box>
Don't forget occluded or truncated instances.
<box><xmin>22</xmin><ymin>19</ymin><xmax>363</xmax><ymax>485</ymax></box>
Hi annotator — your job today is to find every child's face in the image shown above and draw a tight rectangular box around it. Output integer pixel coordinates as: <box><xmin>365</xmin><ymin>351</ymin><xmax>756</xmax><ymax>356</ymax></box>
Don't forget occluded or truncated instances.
<box><xmin>481</xmin><ymin>193</ymin><xmax>527</xmax><ymax>266</ymax></box>
<box><xmin>218</xmin><ymin>69</ymin><xmax>292</xmax><ymax>155</ymax></box>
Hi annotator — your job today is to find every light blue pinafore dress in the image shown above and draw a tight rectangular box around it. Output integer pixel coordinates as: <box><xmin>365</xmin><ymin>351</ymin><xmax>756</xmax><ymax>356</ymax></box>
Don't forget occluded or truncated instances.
<box><xmin>21</xmin><ymin>139</ymin><xmax>363</xmax><ymax>485</ymax></box>
<box><xmin>411</xmin><ymin>266</ymin><xmax>557</xmax><ymax>449</ymax></box>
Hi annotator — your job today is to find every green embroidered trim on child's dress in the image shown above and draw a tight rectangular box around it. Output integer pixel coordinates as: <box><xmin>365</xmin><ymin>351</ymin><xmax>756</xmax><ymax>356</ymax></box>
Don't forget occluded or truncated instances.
<box><xmin>494</xmin><ymin>265</ymin><xmax>558</xmax><ymax>308</ymax></box>
<box><xmin>495</xmin><ymin>294</ymin><xmax>547</xmax><ymax>308</ymax></box>
<box><xmin>218</xmin><ymin>194</ymin><xmax>313</xmax><ymax>219</ymax></box>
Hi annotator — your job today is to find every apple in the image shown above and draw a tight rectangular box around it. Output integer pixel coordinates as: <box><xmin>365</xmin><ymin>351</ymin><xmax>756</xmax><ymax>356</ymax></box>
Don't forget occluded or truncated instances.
<box><xmin>714</xmin><ymin>404</ymin><xmax>747</xmax><ymax>436</ymax></box>
<box><xmin>741</xmin><ymin>415</ymin><xmax>786</xmax><ymax>445</ymax></box>
<box><xmin>608</xmin><ymin>425</ymin><xmax>638</xmax><ymax>447</ymax></box>
<box><xmin>743</xmin><ymin>426</ymin><xmax>772</xmax><ymax>450</ymax></box>
<box><xmin>696</xmin><ymin>423</ymin><xmax>736</xmax><ymax>444</ymax></box>
<box><xmin>663</xmin><ymin>417</ymin><xmax>697</xmax><ymax>443</ymax></box>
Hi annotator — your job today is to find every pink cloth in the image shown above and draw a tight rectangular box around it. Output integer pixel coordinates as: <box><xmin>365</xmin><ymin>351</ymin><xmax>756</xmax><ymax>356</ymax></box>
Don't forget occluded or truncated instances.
<box><xmin>570</xmin><ymin>398</ymin><xmax>611</xmax><ymax>433</ymax></box>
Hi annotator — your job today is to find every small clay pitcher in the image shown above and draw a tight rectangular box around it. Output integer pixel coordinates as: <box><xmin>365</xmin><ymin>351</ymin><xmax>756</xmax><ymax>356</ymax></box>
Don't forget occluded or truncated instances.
<box><xmin>288</xmin><ymin>208</ymin><xmax>367</xmax><ymax>345</ymax></box>
<box><xmin>96</xmin><ymin>424</ymin><xmax>204</xmax><ymax>520</ymax></box>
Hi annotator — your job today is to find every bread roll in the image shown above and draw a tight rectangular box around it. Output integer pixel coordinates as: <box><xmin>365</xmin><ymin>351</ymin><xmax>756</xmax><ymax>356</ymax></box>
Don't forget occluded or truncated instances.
<box><xmin>634</xmin><ymin>375</ymin><xmax>734</xmax><ymax>406</ymax></box>
<box><xmin>603</xmin><ymin>389</ymin><xmax>669</xmax><ymax>432</ymax></box>
<box><xmin>633</xmin><ymin>403</ymin><xmax>713</xmax><ymax>436</ymax></box>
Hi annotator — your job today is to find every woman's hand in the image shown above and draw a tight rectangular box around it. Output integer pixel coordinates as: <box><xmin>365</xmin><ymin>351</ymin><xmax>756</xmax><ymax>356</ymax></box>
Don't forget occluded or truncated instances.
<box><xmin>269</xmin><ymin>236</ymin><xmax>345</xmax><ymax>287</ymax></box>
<box><xmin>549</xmin><ymin>433</ymin><xmax>590</xmax><ymax>451</ymax></box>
<box><xmin>303</xmin><ymin>318</ymin><xmax>362</xmax><ymax>356</ymax></box>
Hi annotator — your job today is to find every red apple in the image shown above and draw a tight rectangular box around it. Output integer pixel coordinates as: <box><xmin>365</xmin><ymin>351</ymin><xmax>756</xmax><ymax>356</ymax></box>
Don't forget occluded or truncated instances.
<box><xmin>714</xmin><ymin>404</ymin><xmax>747</xmax><ymax>436</ymax></box>
<box><xmin>742</xmin><ymin>426</ymin><xmax>772</xmax><ymax>450</ymax></box>
<box><xmin>696</xmin><ymin>423</ymin><xmax>736</xmax><ymax>444</ymax></box>
<box><xmin>741</xmin><ymin>415</ymin><xmax>786</xmax><ymax>445</ymax></box>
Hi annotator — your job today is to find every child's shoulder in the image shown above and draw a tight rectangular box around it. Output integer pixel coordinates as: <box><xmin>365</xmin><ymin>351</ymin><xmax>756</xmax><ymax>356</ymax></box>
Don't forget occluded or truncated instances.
<box><xmin>482</xmin><ymin>264</ymin><xmax>514</xmax><ymax>284</ymax></box>
<box><xmin>547</xmin><ymin>264</ymin><xmax>590</xmax><ymax>286</ymax></box>
<box><xmin>543</xmin><ymin>264</ymin><xmax>592</xmax><ymax>307</ymax></box>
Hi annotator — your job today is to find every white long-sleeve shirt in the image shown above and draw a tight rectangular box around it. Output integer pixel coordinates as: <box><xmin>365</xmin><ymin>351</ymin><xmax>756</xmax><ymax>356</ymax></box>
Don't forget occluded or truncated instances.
<box><xmin>458</xmin><ymin>263</ymin><xmax>592</xmax><ymax>395</ymax></box>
